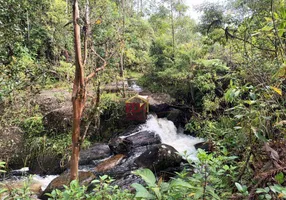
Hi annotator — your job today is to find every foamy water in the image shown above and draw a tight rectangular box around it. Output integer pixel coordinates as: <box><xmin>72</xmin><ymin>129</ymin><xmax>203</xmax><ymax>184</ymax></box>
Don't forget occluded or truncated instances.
<box><xmin>32</xmin><ymin>175</ymin><xmax>58</xmax><ymax>191</ymax></box>
<box><xmin>128</xmin><ymin>81</ymin><xmax>143</xmax><ymax>92</ymax></box>
<box><xmin>139</xmin><ymin>115</ymin><xmax>204</xmax><ymax>160</ymax></box>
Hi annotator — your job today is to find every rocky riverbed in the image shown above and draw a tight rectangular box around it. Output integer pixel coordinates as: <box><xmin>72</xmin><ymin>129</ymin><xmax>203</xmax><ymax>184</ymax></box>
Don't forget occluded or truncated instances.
<box><xmin>1</xmin><ymin>81</ymin><xmax>206</xmax><ymax>199</ymax></box>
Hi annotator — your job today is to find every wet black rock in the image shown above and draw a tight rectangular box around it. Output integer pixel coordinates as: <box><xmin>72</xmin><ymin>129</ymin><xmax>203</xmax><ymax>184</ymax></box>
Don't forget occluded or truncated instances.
<box><xmin>109</xmin><ymin>131</ymin><xmax>161</xmax><ymax>154</ymax></box>
<box><xmin>111</xmin><ymin>173</ymin><xmax>145</xmax><ymax>191</ymax></box>
<box><xmin>195</xmin><ymin>141</ymin><xmax>212</xmax><ymax>152</ymax></box>
<box><xmin>80</xmin><ymin>143</ymin><xmax>111</xmax><ymax>165</ymax></box>
<box><xmin>102</xmin><ymin>145</ymin><xmax>158</xmax><ymax>178</ymax></box>
<box><xmin>28</xmin><ymin>153</ymin><xmax>67</xmax><ymax>175</ymax></box>
<box><xmin>135</xmin><ymin>144</ymin><xmax>182</xmax><ymax>172</ymax></box>
<box><xmin>166</xmin><ymin>108</ymin><xmax>184</xmax><ymax>127</ymax></box>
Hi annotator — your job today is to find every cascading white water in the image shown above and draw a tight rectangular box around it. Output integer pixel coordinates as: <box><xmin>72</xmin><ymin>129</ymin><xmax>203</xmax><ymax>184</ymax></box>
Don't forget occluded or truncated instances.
<box><xmin>32</xmin><ymin>175</ymin><xmax>58</xmax><ymax>191</ymax></box>
<box><xmin>0</xmin><ymin>173</ymin><xmax>57</xmax><ymax>198</ymax></box>
<box><xmin>128</xmin><ymin>80</ymin><xmax>143</xmax><ymax>92</ymax></box>
<box><xmin>139</xmin><ymin>115</ymin><xmax>204</xmax><ymax>160</ymax></box>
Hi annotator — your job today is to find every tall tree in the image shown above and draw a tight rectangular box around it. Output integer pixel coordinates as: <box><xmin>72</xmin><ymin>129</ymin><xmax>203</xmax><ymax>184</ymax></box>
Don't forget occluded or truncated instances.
<box><xmin>120</xmin><ymin>0</ymin><xmax>126</xmax><ymax>97</ymax></box>
<box><xmin>70</xmin><ymin>0</ymin><xmax>106</xmax><ymax>180</ymax></box>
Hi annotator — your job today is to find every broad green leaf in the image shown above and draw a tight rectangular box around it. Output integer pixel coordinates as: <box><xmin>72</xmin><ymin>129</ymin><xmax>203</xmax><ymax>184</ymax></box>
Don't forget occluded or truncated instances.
<box><xmin>275</xmin><ymin>172</ymin><xmax>285</xmax><ymax>184</ymax></box>
<box><xmin>235</xmin><ymin>182</ymin><xmax>243</xmax><ymax>192</ymax></box>
<box><xmin>170</xmin><ymin>179</ymin><xmax>196</xmax><ymax>189</ymax></box>
<box><xmin>100</xmin><ymin>175</ymin><xmax>108</xmax><ymax>180</ymax></box>
<box><xmin>132</xmin><ymin>169</ymin><xmax>156</xmax><ymax>187</ymax></box>
<box><xmin>256</xmin><ymin>187</ymin><xmax>269</xmax><ymax>193</ymax></box>
<box><xmin>254</xmin><ymin>132</ymin><xmax>267</xmax><ymax>142</ymax></box>
<box><xmin>223</xmin><ymin>165</ymin><xmax>229</xmax><ymax>170</ymax></box>
<box><xmin>131</xmin><ymin>183</ymin><xmax>154</xmax><ymax>199</ymax></box>
<box><xmin>160</xmin><ymin>182</ymin><xmax>170</xmax><ymax>192</ymax></box>
<box><xmin>265</xmin><ymin>194</ymin><xmax>272</xmax><ymax>199</ymax></box>
<box><xmin>194</xmin><ymin>187</ymin><xmax>204</xmax><ymax>199</ymax></box>
<box><xmin>206</xmin><ymin>185</ymin><xmax>220</xmax><ymax>199</ymax></box>
<box><xmin>152</xmin><ymin>187</ymin><xmax>162</xmax><ymax>200</ymax></box>
<box><xmin>278</xmin><ymin>29</ymin><xmax>284</xmax><ymax>37</ymax></box>
<box><xmin>261</xmin><ymin>25</ymin><xmax>273</xmax><ymax>32</ymax></box>
<box><xmin>252</xmin><ymin>127</ymin><xmax>267</xmax><ymax>142</ymax></box>
<box><xmin>269</xmin><ymin>184</ymin><xmax>282</xmax><ymax>193</ymax></box>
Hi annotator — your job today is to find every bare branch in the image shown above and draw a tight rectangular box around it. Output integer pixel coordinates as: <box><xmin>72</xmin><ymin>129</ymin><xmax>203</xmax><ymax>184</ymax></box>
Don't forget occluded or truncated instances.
<box><xmin>224</xmin><ymin>27</ymin><xmax>276</xmax><ymax>53</ymax></box>
<box><xmin>85</xmin><ymin>48</ymin><xmax>107</xmax><ymax>83</ymax></box>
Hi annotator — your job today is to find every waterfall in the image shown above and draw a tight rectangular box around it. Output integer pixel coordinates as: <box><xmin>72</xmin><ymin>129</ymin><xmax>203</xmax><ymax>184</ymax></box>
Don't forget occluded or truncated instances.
<box><xmin>128</xmin><ymin>80</ymin><xmax>143</xmax><ymax>92</ymax></box>
<box><xmin>32</xmin><ymin>175</ymin><xmax>58</xmax><ymax>191</ymax></box>
<box><xmin>139</xmin><ymin>115</ymin><xmax>204</xmax><ymax>160</ymax></box>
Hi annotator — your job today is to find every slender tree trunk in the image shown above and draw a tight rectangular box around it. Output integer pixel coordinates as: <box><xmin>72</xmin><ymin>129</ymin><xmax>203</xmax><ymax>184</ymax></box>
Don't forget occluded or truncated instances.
<box><xmin>70</xmin><ymin>0</ymin><xmax>107</xmax><ymax>181</ymax></box>
<box><xmin>170</xmin><ymin>0</ymin><xmax>175</xmax><ymax>61</ymax></box>
<box><xmin>71</xmin><ymin>0</ymin><xmax>86</xmax><ymax>181</ymax></box>
<box><xmin>83</xmin><ymin>0</ymin><xmax>90</xmax><ymax>65</ymax></box>
<box><xmin>66</xmin><ymin>0</ymin><xmax>69</xmax><ymax>14</ymax></box>
<box><xmin>27</xmin><ymin>11</ymin><xmax>30</xmax><ymax>42</ymax></box>
<box><xmin>120</xmin><ymin>0</ymin><xmax>126</xmax><ymax>97</ymax></box>
<box><xmin>271</xmin><ymin>0</ymin><xmax>285</xmax><ymax>62</ymax></box>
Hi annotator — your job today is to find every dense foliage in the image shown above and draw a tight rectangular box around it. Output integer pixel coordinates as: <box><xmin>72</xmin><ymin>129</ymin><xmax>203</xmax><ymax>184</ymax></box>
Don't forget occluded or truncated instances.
<box><xmin>0</xmin><ymin>0</ymin><xmax>285</xmax><ymax>199</ymax></box>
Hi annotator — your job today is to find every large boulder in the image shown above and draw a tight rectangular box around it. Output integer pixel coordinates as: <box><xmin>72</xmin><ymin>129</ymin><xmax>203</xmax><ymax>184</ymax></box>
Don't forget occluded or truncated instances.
<box><xmin>147</xmin><ymin>93</ymin><xmax>174</xmax><ymax>106</ymax></box>
<box><xmin>166</xmin><ymin>108</ymin><xmax>184</xmax><ymax>127</ymax></box>
<box><xmin>79</xmin><ymin>143</ymin><xmax>111</xmax><ymax>165</ymax></box>
<box><xmin>104</xmin><ymin>145</ymin><xmax>159</xmax><ymax>178</ymax></box>
<box><xmin>43</xmin><ymin>106</ymin><xmax>72</xmax><ymax>135</ymax></box>
<box><xmin>135</xmin><ymin>144</ymin><xmax>182</xmax><ymax>172</ymax></box>
<box><xmin>34</xmin><ymin>89</ymin><xmax>73</xmax><ymax>135</ymax></box>
<box><xmin>195</xmin><ymin>141</ymin><xmax>213</xmax><ymax>153</ymax></box>
<box><xmin>109</xmin><ymin>131</ymin><xmax>161</xmax><ymax>154</ymax></box>
<box><xmin>28</xmin><ymin>153</ymin><xmax>68</xmax><ymax>175</ymax></box>
<box><xmin>0</xmin><ymin>127</ymin><xmax>24</xmax><ymax>169</ymax></box>
<box><xmin>110</xmin><ymin>174</ymin><xmax>145</xmax><ymax>191</ymax></box>
<box><xmin>34</xmin><ymin>89</ymin><xmax>71</xmax><ymax>115</ymax></box>
<box><xmin>145</xmin><ymin>93</ymin><xmax>174</xmax><ymax>115</ymax></box>
<box><xmin>39</xmin><ymin>171</ymin><xmax>95</xmax><ymax>200</ymax></box>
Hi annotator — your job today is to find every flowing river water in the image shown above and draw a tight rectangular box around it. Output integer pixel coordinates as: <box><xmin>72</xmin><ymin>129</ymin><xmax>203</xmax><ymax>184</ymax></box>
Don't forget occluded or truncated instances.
<box><xmin>1</xmin><ymin>82</ymin><xmax>204</xmax><ymax>198</ymax></box>
<box><xmin>138</xmin><ymin>114</ymin><xmax>204</xmax><ymax>160</ymax></box>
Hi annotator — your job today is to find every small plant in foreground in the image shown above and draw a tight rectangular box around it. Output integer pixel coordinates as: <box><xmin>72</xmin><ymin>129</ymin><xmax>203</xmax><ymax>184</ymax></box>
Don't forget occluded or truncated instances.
<box><xmin>46</xmin><ymin>175</ymin><xmax>133</xmax><ymax>200</ymax></box>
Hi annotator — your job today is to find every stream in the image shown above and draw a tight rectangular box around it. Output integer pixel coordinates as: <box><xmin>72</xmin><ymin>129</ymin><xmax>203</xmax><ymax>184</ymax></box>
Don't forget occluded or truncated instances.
<box><xmin>1</xmin><ymin>81</ymin><xmax>204</xmax><ymax>199</ymax></box>
<box><xmin>138</xmin><ymin>115</ymin><xmax>204</xmax><ymax>160</ymax></box>
<box><xmin>121</xmin><ymin>114</ymin><xmax>204</xmax><ymax>160</ymax></box>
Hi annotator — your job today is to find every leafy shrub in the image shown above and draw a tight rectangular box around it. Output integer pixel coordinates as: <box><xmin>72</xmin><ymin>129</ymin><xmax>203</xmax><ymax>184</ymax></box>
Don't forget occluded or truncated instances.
<box><xmin>55</xmin><ymin>61</ymin><xmax>75</xmax><ymax>82</ymax></box>
<box><xmin>99</xmin><ymin>93</ymin><xmax>125</xmax><ymax>126</ymax></box>
<box><xmin>132</xmin><ymin>150</ymin><xmax>238</xmax><ymax>200</ymax></box>
<box><xmin>47</xmin><ymin>175</ymin><xmax>133</xmax><ymax>200</ymax></box>
<box><xmin>0</xmin><ymin>176</ymin><xmax>35</xmax><ymax>200</ymax></box>
<box><xmin>21</xmin><ymin>116</ymin><xmax>44</xmax><ymax>137</ymax></box>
